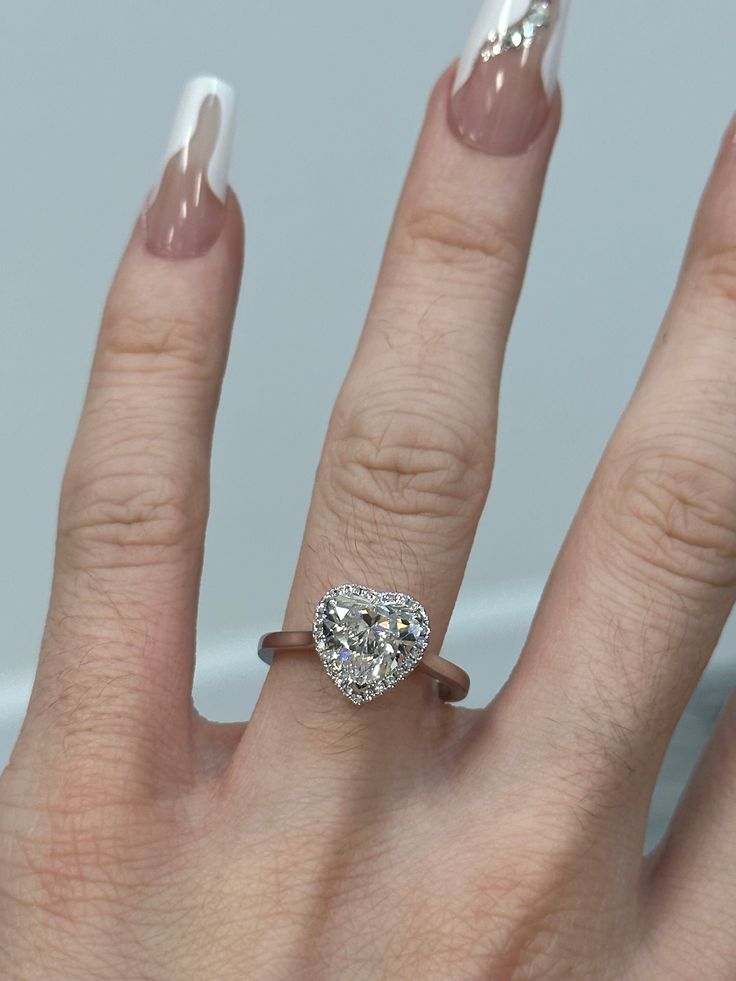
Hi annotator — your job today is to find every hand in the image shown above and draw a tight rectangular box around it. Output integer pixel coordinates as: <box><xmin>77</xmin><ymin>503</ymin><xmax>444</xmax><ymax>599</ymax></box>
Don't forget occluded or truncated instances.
<box><xmin>3</xmin><ymin>12</ymin><xmax>736</xmax><ymax>980</ymax></box>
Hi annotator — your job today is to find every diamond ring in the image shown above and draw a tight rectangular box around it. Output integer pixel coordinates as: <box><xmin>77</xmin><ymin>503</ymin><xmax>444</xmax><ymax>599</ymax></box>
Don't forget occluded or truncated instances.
<box><xmin>258</xmin><ymin>584</ymin><xmax>470</xmax><ymax>705</ymax></box>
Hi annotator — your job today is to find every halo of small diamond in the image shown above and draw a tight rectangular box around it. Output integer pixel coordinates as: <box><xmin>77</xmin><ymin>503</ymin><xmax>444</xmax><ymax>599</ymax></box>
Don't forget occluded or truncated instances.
<box><xmin>313</xmin><ymin>584</ymin><xmax>431</xmax><ymax>705</ymax></box>
<box><xmin>480</xmin><ymin>0</ymin><xmax>555</xmax><ymax>64</ymax></box>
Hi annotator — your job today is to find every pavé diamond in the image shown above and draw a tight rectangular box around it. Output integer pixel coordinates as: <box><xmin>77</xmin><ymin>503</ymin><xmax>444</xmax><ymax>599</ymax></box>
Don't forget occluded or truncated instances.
<box><xmin>313</xmin><ymin>585</ymin><xmax>430</xmax><ymax>704</ymax></box>
<box><xmin>527</xmin><ymin>2</ymin><xmax>552</xmax><ymax>27</ymax></box>
<box><xmin>480</xmin><ymin>0</ymin><xmax>555</xmax><ymax>64</ymax></box>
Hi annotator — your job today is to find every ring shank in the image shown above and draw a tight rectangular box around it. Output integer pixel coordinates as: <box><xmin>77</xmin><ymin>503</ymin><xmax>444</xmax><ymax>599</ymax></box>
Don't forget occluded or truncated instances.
<box><xmin>258</xmin><ymin>631</ymin><xmax>470</xmax><ymax>703</ymax></box>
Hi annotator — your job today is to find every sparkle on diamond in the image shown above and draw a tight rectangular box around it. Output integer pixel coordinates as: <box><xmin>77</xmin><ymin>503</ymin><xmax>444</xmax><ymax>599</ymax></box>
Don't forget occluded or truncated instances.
<box><xmin>318</xmin><ymin>590</ymin><xmax>428</xmax><ymax>701</ymax></box>
<box><xmin>481</xmin><ymin>0</ymin><xmax>554</xmax><ymax>63</ymax></box>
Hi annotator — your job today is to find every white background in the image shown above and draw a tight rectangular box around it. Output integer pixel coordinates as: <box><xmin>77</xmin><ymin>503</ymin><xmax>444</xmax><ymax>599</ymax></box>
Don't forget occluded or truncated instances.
<box><xmin>1</xmin><ymin>0</ymin><xmax>735</xmax><ymax>841</ymax></box>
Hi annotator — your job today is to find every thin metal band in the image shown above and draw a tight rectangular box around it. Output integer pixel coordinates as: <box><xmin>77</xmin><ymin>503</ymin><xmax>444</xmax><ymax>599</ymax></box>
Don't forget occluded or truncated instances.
<box><xmin>258</xmin><ymin>631</ymin><xmax>470</xmax><ymax>703</ymax></box>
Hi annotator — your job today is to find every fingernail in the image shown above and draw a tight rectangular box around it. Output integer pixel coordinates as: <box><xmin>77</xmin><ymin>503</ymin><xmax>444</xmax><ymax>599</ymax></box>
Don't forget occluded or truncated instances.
<box><xmin>449</xmin><ymin>0</ymin><xmax>570</xmax><ymax>156</ymax></box>
<box><xmin>144</xmin><ymin>76</ymin><xmax>235</xmax><ymax>258</ymax></box>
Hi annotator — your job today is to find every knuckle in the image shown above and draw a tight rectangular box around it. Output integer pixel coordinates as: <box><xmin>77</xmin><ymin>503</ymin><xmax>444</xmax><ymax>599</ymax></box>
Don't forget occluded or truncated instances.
<box><xmin>600</xmin><ymin>442</ymin><xmax>736</xmax><ymax>592</ymax></box>
<box><xmin>100</xmin><ymin>306</ymin><xmax>215</xmax><ymax>379</ymax></box>
<box><xmin>452</xmin><ymin>819</ymin><xmax>608</xmax><ymax>980</ymax></box>
<box><xmin>59</xmin><ymin>460</ymin><xmax>202</xmax><ymax>565</ymax></box>
<box><xmin>399</xmin><ymin>201</ymin><xmax>521</xmax><ymax>278</ymax></box>
<box><xmin>321</xmin><ymin>398</ymin><xmax>491</xmax><ymax>541</ymax></box>
<box><xmin>0</xmin><ymin>782</ymin><xmax>174</xmax><ymax>934</ymax></box>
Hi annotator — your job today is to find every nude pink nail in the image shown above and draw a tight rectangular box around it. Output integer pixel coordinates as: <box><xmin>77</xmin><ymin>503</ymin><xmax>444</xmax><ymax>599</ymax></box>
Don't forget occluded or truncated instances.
<box><xmin>144</xmin><ymin>76</ymin><xmax>235</xmax><ymax>259</ymax></box>
<box><xmin>449</xmin><ymin>0</ymin><xmax>570</xmax><ymax>156</ymax></box>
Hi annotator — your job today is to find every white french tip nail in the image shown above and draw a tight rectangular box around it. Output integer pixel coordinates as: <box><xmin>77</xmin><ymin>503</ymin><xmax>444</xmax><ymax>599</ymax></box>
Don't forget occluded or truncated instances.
<box><xmin>162</xmin><ymin>75</ymin><xmax>236</xmax><ymax>203</ymax></box>
<box><xmin>453</xmin><ymin>0</ymin><xmax>571</xmax><ymax>96</ymax></box>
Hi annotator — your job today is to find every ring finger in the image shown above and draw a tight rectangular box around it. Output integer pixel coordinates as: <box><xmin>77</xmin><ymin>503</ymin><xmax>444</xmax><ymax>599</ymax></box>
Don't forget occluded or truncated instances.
<box><xmin>254</xmin><ymin>3</ymin><xmax>571</xmax><ymax>735</ymax></box>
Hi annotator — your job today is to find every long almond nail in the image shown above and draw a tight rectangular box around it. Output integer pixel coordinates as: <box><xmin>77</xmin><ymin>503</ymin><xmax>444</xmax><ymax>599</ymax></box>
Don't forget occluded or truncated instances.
<box><xmin>449</xmin><ymin>0</ymin><xmax>570</xmax><ymax>156</ymax></box>
<box><xmin>145</xmin><ymin>76</ymin><xmax>235</xmax><ymax>258</ymax></box>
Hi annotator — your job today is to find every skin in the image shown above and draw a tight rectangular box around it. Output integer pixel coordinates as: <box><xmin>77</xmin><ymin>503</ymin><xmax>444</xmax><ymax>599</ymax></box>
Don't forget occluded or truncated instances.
<box><xmin>2</xmin><ymin>68</ymin><xmax>736</xmax><ymax>979</ymax></box>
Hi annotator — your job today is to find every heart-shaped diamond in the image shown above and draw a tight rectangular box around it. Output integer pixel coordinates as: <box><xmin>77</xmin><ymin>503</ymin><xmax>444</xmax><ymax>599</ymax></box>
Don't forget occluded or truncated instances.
<box><xmin>313</xmin><ymin>584</ymin><xmax>431</xmax><ymax>704</ymax></box>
